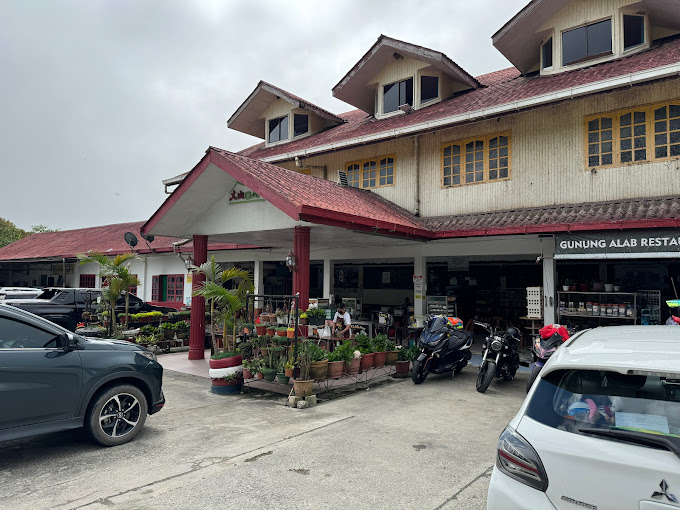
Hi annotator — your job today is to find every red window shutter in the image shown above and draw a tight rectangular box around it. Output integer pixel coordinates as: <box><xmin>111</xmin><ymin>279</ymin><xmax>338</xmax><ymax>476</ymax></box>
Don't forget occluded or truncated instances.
<box><xmin>80</xmin><ymin>274</ymin><xmax>96</xmax><ymax>288</ymax></box>
<box><xmin>129</xmin><ymin>274</ymin><xmax>138</xmax><ymax>296</ymax></box>
<box><xmin>152</xmin><ymin>276</ymin><xmax>159</xmax><ymax>301</ymax></box>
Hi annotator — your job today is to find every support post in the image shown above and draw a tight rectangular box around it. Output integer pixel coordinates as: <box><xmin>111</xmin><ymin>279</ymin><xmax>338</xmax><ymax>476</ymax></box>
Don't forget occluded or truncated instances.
<box><xmin>189</xmin><ymin>235</ymin><xmax>208</xmax><ymax>360</ymax></box>
<box><xmin>253</xmin><ymin>260</ymin><xmax>264</xmax><ymax>315</ymax></box>
<box><xmin>542</xmin><ymin>238</ymin><xmax>557</xmax><ymax>326</ymax></box>
<box><xmin>413</xmin><ymin>253</ymin><xmax>425</xmax><ymax>320</ymax></box>
<box><xmin>322</xmin><ymin>258</ymin><xmax>332</xmax><ymax>301</ymax></box>
<box><xmin>293</xmin><ymin>226</ymin><xmax>311</xmax><ymax>311</ymax></box>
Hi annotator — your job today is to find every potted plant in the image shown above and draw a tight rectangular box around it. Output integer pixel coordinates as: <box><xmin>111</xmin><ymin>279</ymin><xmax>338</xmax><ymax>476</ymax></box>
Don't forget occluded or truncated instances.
<box><xmin>175</xmin><ymin>321</ymin><xmax>190</xmax><ymax>345</ymax></box>
<box><xmin>242</xmin><ymin>323</ymin><xmax>254</xmax><ymax>335</ymax></box>
<box><xmin>255</xmin><ymin>317</ymin><xmax>267</xmax><ymax>336</ymax></box>
<box><xmin>242</xmin><ymin>359</ymin><xmax>255</xmax><ymax>380</ymax></box>
<box><xmin>293</xmin><ymin>340</ymin><xmax>314</xmax><ymax>397</ymax></box>
<box><xmin>355</xmin><ymin>333</ymin><xmax>374</xmax><ymax>372</ymax></box>
<box><xmin>306</xmin><ymin>306</ymin><xmax>326</xmax><ymax>326</ymax></box>
<box><xmin>276</xmin><ymin>357</ymin><xmax>290</xmax><ymax>384</ymax></box>
<box><xmin>385</xmin><ymin>340</ymin><xmax>398</xmax><ymax>365</ymax></box>
<box><xmin>395</xmin><ymin>345</ymin><xmax>417</xmax><ymax>377</ymax></box>
<box><xmin>284</xmin><ymin>357</ymin><xmax>294</xmax><ymax>378</ymax></box>
<box><xmin>286</xmin><ymin>327</ymin><xmax>295</xmax><ymax>339</ymax></box>
<box><xmin>275</xmin><ymin>308</ymin><xmax>287</xmax><ymax>325</ymax></box>
<box><xmin>299</xmin><ymin>312</ymin><xmax>309</xmax><ymax>325</ymax></box>
<box><xmin>266</xmin><ymin>324</ymin><xmax>276</xmax><ymax>337</ymax></box>
<box><xmin>211</xmin><ymin>372</ymin><xmax>243</xmax><ymax>394</ymax></box>
<box><xmin>327</xmin><ymin>342</ymin><xmax>352</xmax><ymax>379</ymax></box>
<box><xmin>275</xmin><ymin>327</ymin><xmax>287</xmax><ymax>337</ymax></box>
<box><xmin>307</xmin><ymin>342</ymin><xmax>329</xmax><ymax>381</ymax></box>
<box><xmin>159</xmin><ymin>322</ymin><xmax>175</xmax><ymax>341</ymax></box>
<box><xmin>372</xmin><ymin>333</ymin><xmax>389</xmax><ymax>368</ymax></box>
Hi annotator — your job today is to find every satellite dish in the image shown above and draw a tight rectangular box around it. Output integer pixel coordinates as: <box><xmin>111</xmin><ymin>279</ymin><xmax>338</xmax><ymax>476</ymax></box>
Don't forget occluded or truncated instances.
<box><xmin>124</xmin><ymin>232</ymin><xmax>138</xmax><ymax>248</ymax></box>
<box><xmin>140</xmin><ymin>231</ymin><xmax>155</xmax><ymax>243</ymax></box>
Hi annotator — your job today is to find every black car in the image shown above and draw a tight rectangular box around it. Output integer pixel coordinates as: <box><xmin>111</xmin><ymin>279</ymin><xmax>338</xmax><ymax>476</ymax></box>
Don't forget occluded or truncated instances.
<box><xmin>0</xmin><ymin>304</ymin><xmax>164</xmax><ymax>446</ymax></box>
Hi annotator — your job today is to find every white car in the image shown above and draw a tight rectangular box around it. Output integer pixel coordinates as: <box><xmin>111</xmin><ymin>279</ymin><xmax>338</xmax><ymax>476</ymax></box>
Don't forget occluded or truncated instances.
<box><xmin>487</xmin><ymin>326</ymin><xmax>680</xmax><ymax>510</ymax></box>
<box><xmin>0</xmin><ymin>287</ymin><xmax>42</xmax><ymax>300</ymax></box>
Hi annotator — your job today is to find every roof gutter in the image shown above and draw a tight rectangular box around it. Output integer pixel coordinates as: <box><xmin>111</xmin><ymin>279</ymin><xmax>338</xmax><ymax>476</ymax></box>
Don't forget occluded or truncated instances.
<box><xmin>261</xmin><ymin>62</ymin><xmax>680</xmax><ymax>164</ymax></box>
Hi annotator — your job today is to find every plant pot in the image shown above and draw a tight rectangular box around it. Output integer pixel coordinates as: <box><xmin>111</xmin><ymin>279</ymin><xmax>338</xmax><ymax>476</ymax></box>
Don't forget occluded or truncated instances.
<box><xmin>562</xmin><ymin>286</ymin><xmax>569</xmax><ymax>291</ymax></box>
<box><xmin>262</xmin><ymin>370</ymin><xmax>277</xmax><ymax>382</ymax></box>
<box><xmin>359</xmin><ymin>353</ymin><xmax>374</xmax><ymax>372</ymax></box>
<box><xmin>395</xmin><ymin>360</ymin><xmax>410</xmax><ymax>376</ymax></box>
<box><xmin>293</xmin><ymin>379</ymin><xmax>314</xmax><ymax>397</ymax></box>
<box><xmin>309</xmin><ymin>316</ymin><xmax>325</xmax><ymax>326</ymax></box>
<box><xmin>284</xmin><ymin>368</ymin><xmax>294</xmax><ymax>377</ymax></box>
<box><xmin>299</xmin><ymin>317</ymin><xmax>309</xmax><ymax>325</ymax></box>
<box><xmin>344</xmin><ymin>357</ymin><xmax>360</xmax><ymax>375</ymax></box>
<box><xmin>210</xmin><ymin>378</ymin><xmax>242</xmax><ymax>394</ymax></box>
<box><xmin>276</xmin><ymin>373</ymin><xmax>290</xmax><ymax>384</ymax></box>
<box><xmin>162</xmin><ymin>329</ymin><xmax>174</xmax><ymax>340</ymax></box>
<box><xmin>266</xmin><ymin>327</ymin><xmax>276</xmax><ymax>337</ymax></box>
<box><xmin>256</xmin><ymin>372</ymin><xmax>264</xmax><ymax>380</ymax></box>
<box><xmin>209</xmin><ymin>354</ymin><xmax>243</xmax><ymax>369</ymax></box>
<box><xmin>385</xmin><ymin>351</ymin><xmax>398</xmax><ymax>365</ymax></box>
<box><xmin>259</xmin><ymin>347</ymin><xmax>269</xmax><ymax>357</ymax></box>
<box><xmin>276</xmin><ymin>317</ymin><xmax>286</xmax><ymax>325</ymax></box>
<box><xmin>327</xmin><ymin>361</ymin><xmax>344</xmax><ymax>379</ymax></box>
<box><xmin>309</xmin><ymin>359</ymin><xmax>328</xmax><ymax>381</ymax></box>
<box><xmin>568</xmin><ymin>285</ymin><xmax>577</xmax><ymax>291</ymax></box>
<box><xmin>255</xmin><ymin>325</ymin><xmax>267</xmax><ymax>335</ymax></box>
<box><xmin>157</xmin><ymin>340</ymin><xmax>170</xmax><ymax>352</ymax></box>
<box><xmin>372</xmin><ymin>351</ymin><xmax>387</xmax><ymax>368</ymax></box>
<box><xmin>287</xmin><ymin>329</ymin><xmax>295</xmax><ymax>339</ymax></box>
<box><xmin>579</xmin><ymin>283</ymin><xmax>590</xmax><ymax>292</ymax></box>
<box><xmin>275</xmin><ymin>330</ymin><xmax>287</xmax><ymax>337</ymax></box>
<box><xmin>183</xmin><ymin>338</ymin><xmax>190</xmax><ymax>347</ymax></box>
<box><xmin>242</xmin><ymin>368</ymin><xmax>253</xmax><ymax>379</ymax></box>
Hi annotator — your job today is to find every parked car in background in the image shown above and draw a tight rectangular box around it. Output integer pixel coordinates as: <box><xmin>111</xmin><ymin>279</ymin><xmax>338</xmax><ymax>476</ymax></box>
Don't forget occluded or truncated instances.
<box><xmin>3</xmin><ymin>287</ymin><xmax>176</xmax><ymax>331</ymax></box>
<box><xmin>0</xmin><ymin>287</ymin><xmax>42</xmax><ymax>300</ymax></box>
<box><xmin>0</xmin><ymin>304</ymin><xmax>164</xmax><ymax>446</ymax></box>
<box><xmin>487</xmin><ymin>326</ymin><xmax>680</xmax><ymax>510</ymax></box>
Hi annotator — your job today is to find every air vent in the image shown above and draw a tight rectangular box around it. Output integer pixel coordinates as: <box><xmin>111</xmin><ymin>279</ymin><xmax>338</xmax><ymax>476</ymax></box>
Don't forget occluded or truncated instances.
<box><xmin>338</xmin><ymin>171</ymin><xmax>349</xmax><ymax>187</ymax></box>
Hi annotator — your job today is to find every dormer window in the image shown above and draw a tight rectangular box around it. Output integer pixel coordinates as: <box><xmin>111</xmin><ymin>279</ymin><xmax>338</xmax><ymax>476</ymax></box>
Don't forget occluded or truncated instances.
<box><xmin>420</xmin><ymin>76</ymin><xmax>439</xmax><ymax>104</ymax></box>
<box><xmin>383</xmin><ymin>77</ymin><xmax>413</xmax><ymax>114</ymax></box>
<box><xmin>541</xmin><ymin>37</ymin><xmax>553</xmax><ymax>69</ymax></box>
<box><xmin>293</xmin><ymin>114</ymin><xmax>308</xmax><ymax>137</ymax></box>
<box><xmin>623</xmin><ymin>15</ymin><xmax>644</xmax><ymax>50</ymax></box>
<box><xmin>268</xmin><ymin>115</ymin><xmax>288</xmax><ymax>143</ymax></box>
<box><xmin>562</xmin><ymin>18</ymin><xmax>612</xmax><ymax>66</ymax></box>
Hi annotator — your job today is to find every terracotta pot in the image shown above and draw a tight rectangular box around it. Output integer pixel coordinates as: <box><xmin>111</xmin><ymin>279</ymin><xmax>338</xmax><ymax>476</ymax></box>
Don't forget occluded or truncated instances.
<box><xmin>385</xmin><ymin>351</ymin><xmax>398</xmax><ymax>365</ymax></box>
<box><xmin>284</xmin><ymin>367</ymin><xmax>294</xmax><ymax>377</ymax></box>
<box><xmin>276</xmin><ymin>330</ymin><xmax>287</xmax><ymax>337</ymax></box>
<box><xmin>266</xmin><ymin>327</ymin><xmax>276</xmax><ymax>336</ymax></box>
<box><xmin>209</xmin><ymin>354</ymin><xmax>243</xmax><ymax>369</ymax></box>
<box><xmin>287</xmin><ymin>329</ymin><xmax>295</xmax><ymax>339</ymax></box>
<box><xmin>373</xmin><ymin>351</ymin><xmax>387</xmax><ymax>368</ymax></box>
<box><xmin>243</xmin><ymin>327</ymin><xmax>251</xmax><ymax>335</ymax></box>
<box><xmin>242</xmin><ymin>368</ymin><xmax>253</xmax><ymax>379</ymax></box>
<box><xmin>568</xmin><ymin>285</ymin><xmax>577</xmax><ymax>291</ymax></box>
<box><xmin>327</xmin><ymin>361</ymin><xmax>344</xmax><ymax>379</ymax></box>
<box><xmin>255</xmin><ymin>325</ymin><xmax>267</xmax><ymax>335</ymax></box>
<box><xmin>359</xmin><ymin>353</ymin><xmax>374</xmax><ymax>372</ymax></box>
<box><xmin>344</xmin><ymin>357</ymin><xmax>360</xmax><ymax>375</ymax></box>
<box><xmin>256</xmin><ymin>372</ymin><xmax>264</xmax><ymax>380</ymax></box>
<box><xmin>183</xmin><ymin>338</ymin><xmax>190</xmax><ymax>346</ymax></box>
<box><xmin>293</xmin><ymin>379</ymin><xmax>314</xmax><ymax>397</ymax></box>
<box><xmin>309</xmin><ymin>359</ymin><xmax>328</xmax><ymax>381</ymax></box>
<box><xmin>395</xmin><ymin>360</ymin><xmax>410</xmax><ymax>375</ymax></box>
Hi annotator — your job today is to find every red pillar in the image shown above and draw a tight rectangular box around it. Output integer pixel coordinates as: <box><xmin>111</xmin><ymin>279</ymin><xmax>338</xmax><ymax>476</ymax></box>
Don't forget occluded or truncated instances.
<box><xmin>189</xmin><ymin>235</ymin><xmax>208</xmax><ymax>360</ymax></box>
<box><xmin>293</xmin><ymin>226</ymin><xmax>310</xmax><ymax>311</ymax></box>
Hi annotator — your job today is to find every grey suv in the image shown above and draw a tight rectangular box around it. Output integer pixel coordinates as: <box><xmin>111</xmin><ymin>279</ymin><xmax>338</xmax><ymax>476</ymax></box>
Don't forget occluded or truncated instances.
<box><xmin>0</xmin><ymin>304</ymin><xmax>164</xmax><ymax>446</ymax></box>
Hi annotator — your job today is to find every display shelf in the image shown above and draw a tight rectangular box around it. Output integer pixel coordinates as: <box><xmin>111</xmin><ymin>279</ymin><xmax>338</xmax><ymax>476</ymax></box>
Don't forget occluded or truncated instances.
<box><xmin>557</xmin><ymin>291</ymin><xmax>637</xmax><ymax>325</ymax></box>
<box><xmin>558</xmin><ymin>312</ymin><xmax>637</xmax><ymax>320</ymax></box>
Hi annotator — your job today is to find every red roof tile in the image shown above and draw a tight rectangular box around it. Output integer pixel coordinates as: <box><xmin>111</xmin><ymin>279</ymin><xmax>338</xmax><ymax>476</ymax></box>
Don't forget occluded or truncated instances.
<box><xmin>0</xmin><ymin>221</ymin><xmax>257</xmax><ymax>262</ymax></box>
<box><xmin>237</xmin><ymin>35</ymin><xmax>680</xmax><ymax>162</ymax></box>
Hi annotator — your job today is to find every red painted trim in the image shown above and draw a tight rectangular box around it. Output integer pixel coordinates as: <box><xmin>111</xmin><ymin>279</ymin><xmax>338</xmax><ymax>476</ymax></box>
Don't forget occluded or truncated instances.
<box><xmin>147</xmin><ymin>301</ymin><xmax>183</xmax><ymax>310</ymax></box>
<box><xmin>189</xmin><ymin>235</ymin><xmax>208</xmax><ymax>360</ymax></box>
<box><xmin>433</xmin><ymin>218</ymin><xmax>680</xmax><ymax>239</ymax></box>
<box><xmin>142</xmin><ymin>153</ymin><xmax>213</xmax><ymax>235</ymax></box>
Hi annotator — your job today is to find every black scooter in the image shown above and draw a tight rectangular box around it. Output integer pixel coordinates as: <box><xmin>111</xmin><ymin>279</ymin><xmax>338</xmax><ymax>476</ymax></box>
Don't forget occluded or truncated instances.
<box><xmin>475</xmin><ymin>321</ymin><xmax>521</xmax><ymax>393</ymax></box>
<box><xmin>412</xmin><ymin>315</ymin><xmax>473</xmax><ymax>384</ymax></box>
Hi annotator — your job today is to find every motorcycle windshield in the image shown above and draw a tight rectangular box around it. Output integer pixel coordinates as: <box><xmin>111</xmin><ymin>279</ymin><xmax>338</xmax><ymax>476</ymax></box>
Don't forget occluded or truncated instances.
<box><xmin>420</xmin><ymin>330</ymin><xmax>446</xmax><ymax>346</ymax></box>
<box><xmin>424</xmin><ymin>316</ymin><xmax>448</xmax><ymax>335</ymax></box>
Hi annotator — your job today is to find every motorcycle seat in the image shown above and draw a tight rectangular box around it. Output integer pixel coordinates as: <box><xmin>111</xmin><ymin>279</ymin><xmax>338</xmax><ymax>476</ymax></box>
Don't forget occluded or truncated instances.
<box><xmin>447</xmin><ymin>330</ymin><xmax>471</xmax><ymax>351</ymax></box>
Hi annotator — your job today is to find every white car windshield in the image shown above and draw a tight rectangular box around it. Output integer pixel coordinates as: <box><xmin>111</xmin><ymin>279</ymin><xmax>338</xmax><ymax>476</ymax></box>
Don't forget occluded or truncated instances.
<box><xmin>526</xmin><ymin>369</ymin><xmax>680</xmax><ymax>456</ymax></box>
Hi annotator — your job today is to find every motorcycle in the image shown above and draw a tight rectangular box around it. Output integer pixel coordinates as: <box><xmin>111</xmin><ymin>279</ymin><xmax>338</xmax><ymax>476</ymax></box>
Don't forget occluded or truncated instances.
<box><xmin>665</xmin><ymin>299</ymin><xmax>680</xmax><ymax>325</ymax></box>
<box><xmin>412</xmin><ymin>315</ymin><xmax>473</xmax><ymax>384</ymax></box>
<box><xmin>475</xmin><ymin>322</ymin><xmax>521</xmax><ymax>393</ymax></box>
<box><xmin>525</xmin><ymin>324</ymin><xmax>570</xmax><ymax>393</ymax></box>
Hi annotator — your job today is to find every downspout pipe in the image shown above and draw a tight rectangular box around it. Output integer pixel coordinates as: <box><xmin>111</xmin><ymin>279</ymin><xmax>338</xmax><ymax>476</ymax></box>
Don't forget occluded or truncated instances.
<box><xmin>414</xmin><ymin>135</ymin><xmax>420</xmax><ymax>217</ymax></box>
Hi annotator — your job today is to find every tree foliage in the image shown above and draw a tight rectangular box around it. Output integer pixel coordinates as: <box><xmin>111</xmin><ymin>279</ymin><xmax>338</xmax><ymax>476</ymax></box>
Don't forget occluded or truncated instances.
<box><xmin>0</xmin><ymin>218</ymin><xmax>27</xmax><ymax>248</ymax></box>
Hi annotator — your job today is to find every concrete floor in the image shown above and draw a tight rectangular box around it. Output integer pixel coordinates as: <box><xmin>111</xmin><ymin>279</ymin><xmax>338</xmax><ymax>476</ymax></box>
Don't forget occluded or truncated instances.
<box><xmin>0</xmin><ymin>364</ymin><xmax>528</xmax><ymax>510</ymax></box>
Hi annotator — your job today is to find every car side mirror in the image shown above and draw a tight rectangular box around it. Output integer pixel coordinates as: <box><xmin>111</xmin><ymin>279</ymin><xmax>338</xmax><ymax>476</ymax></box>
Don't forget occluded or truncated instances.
<box><xmin>62</xmin><ymin>333</ymin><xmax>77</xmax><ymax>352</ymax></box>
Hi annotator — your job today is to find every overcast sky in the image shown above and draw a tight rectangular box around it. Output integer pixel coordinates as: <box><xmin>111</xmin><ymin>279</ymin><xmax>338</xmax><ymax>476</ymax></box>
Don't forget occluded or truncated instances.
<box><xmin>0</xmin><ymin>0</ymin><xmax>526</xmax><ymax>231</ymax></box>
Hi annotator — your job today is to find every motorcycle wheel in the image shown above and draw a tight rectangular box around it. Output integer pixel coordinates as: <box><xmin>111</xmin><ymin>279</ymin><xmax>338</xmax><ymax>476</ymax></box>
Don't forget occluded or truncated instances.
<box><xmin>476</xmin><ymin>361</ymin><xmax>496</xmax><ymax>393</ymax></box>
<box><xmin>412</xmin><ymin>359</ymin><xmax>427</xmax><ymax>384</ymax></box>
<box><xmin>526</xmin><ymin>364</ymin><xmax>542</xmax><ymax>394</ymax></box>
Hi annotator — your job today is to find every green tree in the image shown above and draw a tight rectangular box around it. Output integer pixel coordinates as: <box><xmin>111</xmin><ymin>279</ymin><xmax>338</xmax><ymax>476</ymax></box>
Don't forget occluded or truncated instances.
<box><xmin>30</xmin><ymin>224</ymin><xmax>59</xmax><ymax>233</ymax></box>
<box><xmin>0</xmin><ymin>218</ymin><xmax>27</xmax><ymax>248</ymax></box>
<box><xmin>193</xmin><ymin>257</ymin><xmax>253</xmax><ymax>353</ymax></box>
<box><xmin>77</xmin><ymin>252</ymin><xmax>139</xmax><ymax>335</ymax></box>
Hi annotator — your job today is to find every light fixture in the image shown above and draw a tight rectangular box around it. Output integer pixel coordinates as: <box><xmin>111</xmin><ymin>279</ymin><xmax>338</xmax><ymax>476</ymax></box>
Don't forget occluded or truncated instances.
<box><xmin>285</xmin><ymin>250</ymin><xmax>297</xmax><ymax>272</ymax></box>
<box><xmin>177</xmin><ymin>252</ymin><xmax>197</xmax><ymax>271</ymax></box>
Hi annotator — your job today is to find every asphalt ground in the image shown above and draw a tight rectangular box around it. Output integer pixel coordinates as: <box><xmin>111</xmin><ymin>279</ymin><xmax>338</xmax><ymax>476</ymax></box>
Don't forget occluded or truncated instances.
<box><xmin>0</xmin><ymin>365</ymin><xmax>528</xmax><ymax>510</ymax></box>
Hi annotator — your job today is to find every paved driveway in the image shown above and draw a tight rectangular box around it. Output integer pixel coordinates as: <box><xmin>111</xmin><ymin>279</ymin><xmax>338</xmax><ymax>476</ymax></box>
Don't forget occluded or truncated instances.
<box><xmin>0</xmin><ymin>367</ymin><xmax>527</xmax><ymax>510</ymax></box>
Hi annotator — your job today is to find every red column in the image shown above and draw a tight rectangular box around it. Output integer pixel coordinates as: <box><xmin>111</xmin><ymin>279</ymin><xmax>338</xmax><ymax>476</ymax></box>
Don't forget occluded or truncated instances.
<box><xmin>189</xmin><ymin>235</ymin><xmax>208</xmax><ymax>360</ymax></box>
<box><xmin>293</xmin><ymin>226</ymin><xmax>310</xmax><ymax>311</ymax></box>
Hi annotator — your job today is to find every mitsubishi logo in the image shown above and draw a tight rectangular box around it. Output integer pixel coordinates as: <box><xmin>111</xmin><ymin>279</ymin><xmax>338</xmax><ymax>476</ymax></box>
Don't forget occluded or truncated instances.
<box><xmin>652</xmin><ymin>480</ymin><xmax>678</xmax><ymax>504</ymax></box>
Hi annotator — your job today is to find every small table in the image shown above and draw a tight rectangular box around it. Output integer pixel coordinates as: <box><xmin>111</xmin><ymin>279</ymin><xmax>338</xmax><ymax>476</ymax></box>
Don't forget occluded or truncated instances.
<box><xmin>519</xmin><ymin>316</ymin><xmax>542</xmax><ymax>348</ymax></box>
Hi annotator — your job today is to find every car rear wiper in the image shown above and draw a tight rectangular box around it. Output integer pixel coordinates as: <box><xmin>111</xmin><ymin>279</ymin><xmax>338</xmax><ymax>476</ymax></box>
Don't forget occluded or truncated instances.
<box><xmin>579</xmin><ymin>427</ymin><xmax>680</xmax><ymax>461</ymax></box>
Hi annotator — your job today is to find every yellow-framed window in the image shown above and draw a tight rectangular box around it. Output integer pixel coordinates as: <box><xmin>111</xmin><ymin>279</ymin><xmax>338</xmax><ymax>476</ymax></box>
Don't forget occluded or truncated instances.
<box><xmin>584</xmin><ymin>99</ymin><xmax>680</xmax><ymax>168</ymax></box>
<box><xmin>442</xmin><ymin>131</ymin><xmax>512</xmax><ymax>187</ymax></box>
<box><xmin>345</xmin><ymin>155</ymin><xmax>396</xmax><ymax>189</ymax></box>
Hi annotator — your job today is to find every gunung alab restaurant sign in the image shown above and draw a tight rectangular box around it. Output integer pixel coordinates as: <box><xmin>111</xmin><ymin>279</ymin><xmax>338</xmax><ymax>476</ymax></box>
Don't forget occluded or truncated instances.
<box><xmin>555</xmin><ymin>230</ymin><xmax>680</xmax><ymax>259</ymax></box>
<box><xmin>228</xmin><ymin>182</ymin><xmax>264</xmax><ymax>205</ymax></box>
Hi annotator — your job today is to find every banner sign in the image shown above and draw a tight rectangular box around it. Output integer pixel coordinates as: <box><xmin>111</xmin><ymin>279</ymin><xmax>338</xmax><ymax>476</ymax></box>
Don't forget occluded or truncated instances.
<box><xmin>228</xmin><ymin>182</ymin><xmax>264</xmax><ymax>205</ymax></box>
<box><xmin>555</xmin><ymin>230</ymin><xmax>680</xmax><ymax>258</ymax></box>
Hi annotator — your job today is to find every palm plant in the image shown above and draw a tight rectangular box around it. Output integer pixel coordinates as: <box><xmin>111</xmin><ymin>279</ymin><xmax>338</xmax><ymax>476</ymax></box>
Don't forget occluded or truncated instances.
<box><xmin>77</xmin><ymin>252</ymin><xmax>139</xmax><ymax>336</ymax></box>
<box><xmin>193</xmin><ymin>258</ymin><xmax>253</xmax><ymax>353</ymax></box>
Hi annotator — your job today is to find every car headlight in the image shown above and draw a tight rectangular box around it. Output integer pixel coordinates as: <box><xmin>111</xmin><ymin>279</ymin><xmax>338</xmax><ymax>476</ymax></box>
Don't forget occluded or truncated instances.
<box><xmin>139</xmin><ymin>350</ymin><xmax>157</xmax><ymax>362</ymax></box>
